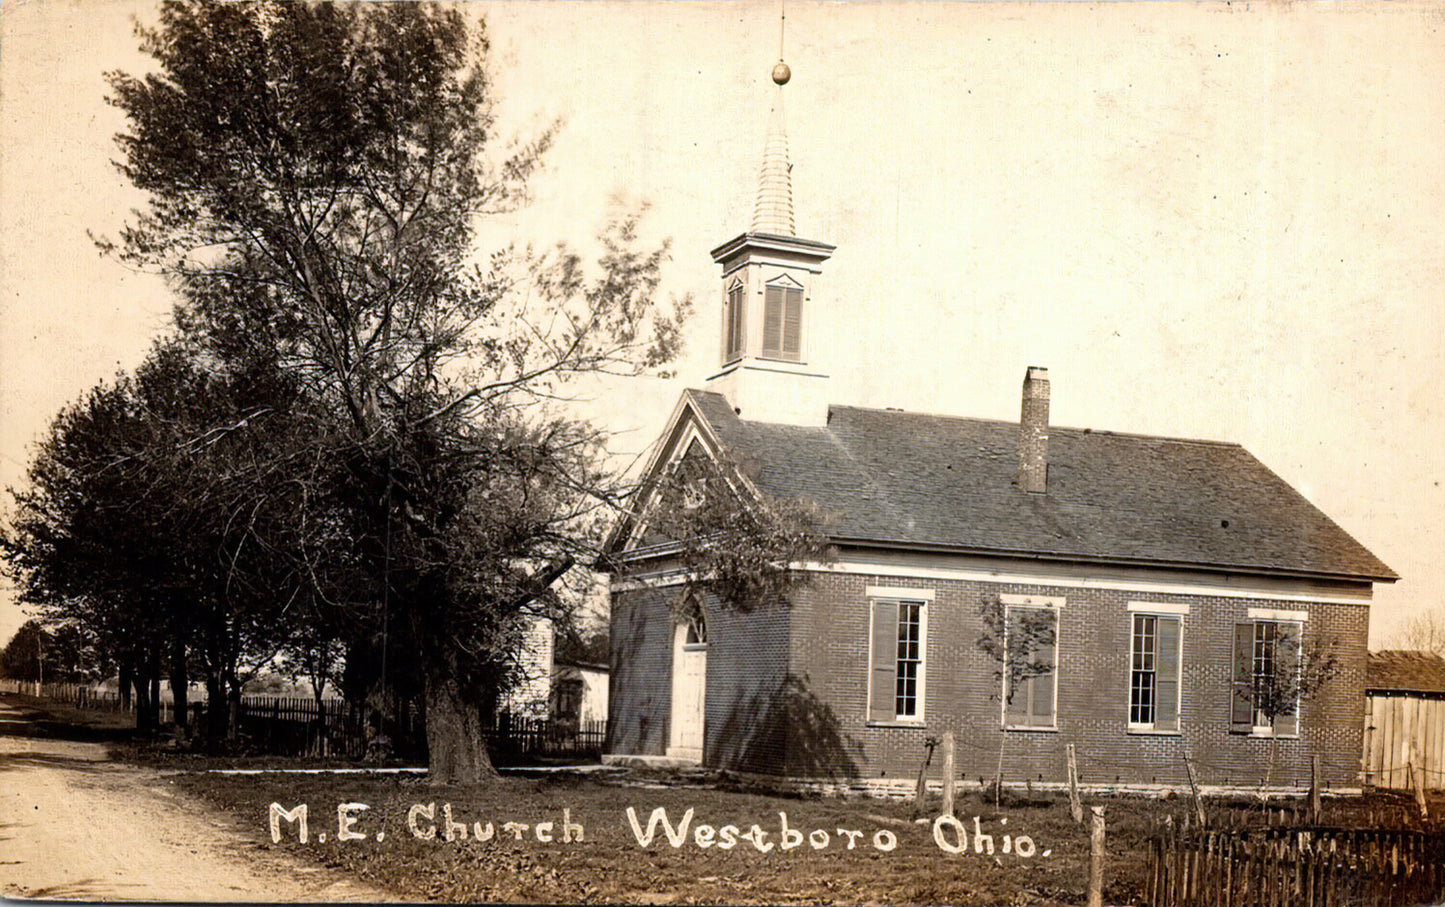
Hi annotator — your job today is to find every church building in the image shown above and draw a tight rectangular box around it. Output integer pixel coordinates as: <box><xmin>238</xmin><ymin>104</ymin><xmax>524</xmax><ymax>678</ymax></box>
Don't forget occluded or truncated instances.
<box><xmin>603</xmin><ymin>58</ymin><xmax>1395</xmax><ymax>794</ymax></box>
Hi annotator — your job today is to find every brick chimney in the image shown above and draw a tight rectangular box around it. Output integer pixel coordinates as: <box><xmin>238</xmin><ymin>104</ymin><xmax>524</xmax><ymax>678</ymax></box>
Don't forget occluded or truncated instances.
<box><xmin>1018</xmin><ymin>366</ymin><xmax>1050</xmax><ymax>494</ymax></box>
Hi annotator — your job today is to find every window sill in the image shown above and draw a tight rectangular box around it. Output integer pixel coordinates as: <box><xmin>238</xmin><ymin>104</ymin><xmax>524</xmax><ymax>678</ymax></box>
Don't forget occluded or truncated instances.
<box><xmin>1229</xmin><ymin>728</ymin><xmax>1300</xmax><ymax>739</ymax></box>
<box><xmin>1004</xmin><ymin>725</ymin><xmax>1058</xmax><ymax>733</ymax></box>
<box><xmin>1127</xmin><ymin>727</ymin><xmax>1183</xmax><ymax>736</ymax></box>
<box><xmin>867</xmin><ymin>720</ymin><xmax>927</xmax><ymax>729</ymax></box>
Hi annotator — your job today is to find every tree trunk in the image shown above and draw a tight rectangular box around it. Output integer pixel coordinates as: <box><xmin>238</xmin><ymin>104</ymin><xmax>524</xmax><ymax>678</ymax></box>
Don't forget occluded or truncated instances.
<box><xmin>204</xmin><ymin>671</ymin><xmax>226</xmax><ymax>750</ymax></box>
<box><xmin>169</xmin><ymin>635</ymin><xmax>188</xmax><ymax>730</ymax></box>
<box><xmin>225</xmin><ymin>664</ymin><xmax>241</xmax><ymax>743</ymax></box>
<box><xmin>133</xmin><ymin>668</ymin><xmax>154</xmax><ymax>733</ymax></box>
<box><xmin>119</xmin><ymin>659</ymin><xmax>133</xmax><ymax>710</ymax></box>
<box><xmin>423</xmin><ymin>650</ymin><xmax>497</xmax><ymax>786</ymax></box>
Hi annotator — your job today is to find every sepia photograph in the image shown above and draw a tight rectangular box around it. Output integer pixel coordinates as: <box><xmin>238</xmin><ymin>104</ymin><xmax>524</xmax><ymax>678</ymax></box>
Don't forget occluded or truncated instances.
<box><xmin>1</xmin><ymin>0</ymin><xmax>1443</xmax><ymax>902</ymax></box>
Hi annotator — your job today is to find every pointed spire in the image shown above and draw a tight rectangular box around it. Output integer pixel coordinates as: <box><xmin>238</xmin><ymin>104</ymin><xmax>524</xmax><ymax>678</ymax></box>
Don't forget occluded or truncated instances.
<box><xmin>752</xmin><ymin>63</ymin><xmax>795</xmax><ymax>236</ymax></box>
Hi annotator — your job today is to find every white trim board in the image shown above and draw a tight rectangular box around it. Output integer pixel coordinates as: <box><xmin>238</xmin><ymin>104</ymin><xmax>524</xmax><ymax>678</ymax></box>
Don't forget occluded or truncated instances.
<box><xmin>614</xmin><ymin>561</ymin><xmax>1371</xmax><ymax>607</ymax></box>
<box><xmin>803</xmin><ymin>560</ymin><xmax>1372</xmax><ymax>607</ymax></box>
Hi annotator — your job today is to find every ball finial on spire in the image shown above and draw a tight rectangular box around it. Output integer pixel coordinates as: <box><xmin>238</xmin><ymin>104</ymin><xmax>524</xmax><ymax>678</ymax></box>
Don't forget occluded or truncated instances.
<box><xmin>772</xmin><ymin>61</ymin><xmax>791</xmax><ymax>85</ymax></box>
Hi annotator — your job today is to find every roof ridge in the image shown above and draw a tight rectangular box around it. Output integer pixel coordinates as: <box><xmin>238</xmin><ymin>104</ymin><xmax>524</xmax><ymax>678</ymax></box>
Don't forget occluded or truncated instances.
<box><xmin>826</xmin><ymin>402</ymin><xmax>1242</xmax><ymax>448</ymax></box>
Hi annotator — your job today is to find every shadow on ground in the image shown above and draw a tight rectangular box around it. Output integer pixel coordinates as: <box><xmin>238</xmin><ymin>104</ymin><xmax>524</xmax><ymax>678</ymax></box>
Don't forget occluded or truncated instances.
<box><xmin>0</xmin><ymin>749</ymin><xmax>113</xmax><ymax>774</ymax></box>
<box><xmin>0</xmin><ymin>696</ymin><xmax>136</xmax><ymax>745</ymax></box>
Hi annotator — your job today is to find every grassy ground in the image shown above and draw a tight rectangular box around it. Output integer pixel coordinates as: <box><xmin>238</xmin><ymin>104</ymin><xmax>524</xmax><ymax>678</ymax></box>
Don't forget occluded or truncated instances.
<box><xmin>175</xmin><ymin>769</ymin><xmax>1148</xmax><ymax>905</ymax></box>
<box><xmin>8</xmin><ymin>694</ymin><xmax>1428</xmax><ymax>905</ymax></box>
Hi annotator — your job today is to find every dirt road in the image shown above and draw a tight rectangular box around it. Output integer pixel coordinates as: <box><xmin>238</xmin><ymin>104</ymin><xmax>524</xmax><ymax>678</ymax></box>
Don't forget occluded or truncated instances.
<box><xmin>0</xmin><ymin>699</ymin><xmax>396</xmax><ymax>901</ymax></box>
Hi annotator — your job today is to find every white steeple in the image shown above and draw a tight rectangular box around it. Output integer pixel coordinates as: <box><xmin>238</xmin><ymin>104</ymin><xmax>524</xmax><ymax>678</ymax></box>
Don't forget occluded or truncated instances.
<box><xmin>751</xmin><ymin>73</ymin><xmax>795</xmax><ymax>236</ymax></box>
<box><xmin>704</xmin><ymin>50</ymin><xmax>834</xmax><ymax>427</ymax></box>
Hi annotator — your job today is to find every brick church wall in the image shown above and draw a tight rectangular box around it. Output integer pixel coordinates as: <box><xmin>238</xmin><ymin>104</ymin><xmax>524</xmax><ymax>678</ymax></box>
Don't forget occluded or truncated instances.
<box><xmin>606</xmin><ymin>584</ymin><xmax>674</xmax><ymax>757</ymax></box>
<box><xmin>610</xmin><ymin>566</ymin><xmax>1370</xmax><ymax>790</ymax></box>
<box><xmin>781</xmin><ymin>570</ymin><xmax>1370</xmax><ymax>789</ymax></box>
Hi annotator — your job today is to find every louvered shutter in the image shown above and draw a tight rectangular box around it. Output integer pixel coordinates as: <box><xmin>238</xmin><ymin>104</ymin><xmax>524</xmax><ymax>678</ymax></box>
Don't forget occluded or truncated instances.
<box><xmin>782</xmin><ymin>288</ymin><xmax>802</xmax><ymax>359</ymax></box>
<box><xmin>725</xmin><ymin>283</ymin><xmax>745</xmax><ymax>358</ymax></box>
<box><xmin>762</xmin><ymin>286</ymin><xmax>783</xmax><ymax>358</ymax></box>
<box><xmin>1231</xmin><ymin>622</ymin><xmax>1255</xmax><ymax>732</ymax></box>
<box><xmin>869</xmin><ymin>600</ymin><xmax>898</xmax><ymax>722</ymax></box>
<box><xmin>1154</xmin><ymin>616</ymin><xmax>1181</xmax><ymax>732</ymax></box>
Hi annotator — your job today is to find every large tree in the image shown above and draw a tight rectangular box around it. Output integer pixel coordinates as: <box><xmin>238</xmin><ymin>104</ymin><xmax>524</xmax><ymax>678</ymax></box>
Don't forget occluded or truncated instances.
<box><xmin>101</xmin><ymin>1</ymin><xmax>684</xmax><ymax>782</ymax></box>
<box><xmin>2</xmin><ymin>341</ymin><xmax>313</xmax><ymax>735</ymax></box>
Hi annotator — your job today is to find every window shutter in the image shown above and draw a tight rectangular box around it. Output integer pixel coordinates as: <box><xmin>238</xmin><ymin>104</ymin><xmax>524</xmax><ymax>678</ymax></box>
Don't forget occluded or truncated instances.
<box><xmin>782</xmin><ymin>288</ymin><xmax>802</xmax><ymax>358</ymax></box>
<box><xmin>1154</xmin><ymin>616</ymin><xmax>1181</xmax><ymax>732</ymax></box>
<box><xmin>724</xmin><ymin>283</ymin><xmax>745</xmax><ymax>358</ymax></box>
<box><xmin>763</xmin><ymin>286</ymin><xmax>783</xmax><ymax>357</ymax></box>
<box><xmin>1231</xmin><ymin>621</ymin><xmax>1255</xmax><ymax>732</ymax></box>
<box><xmin>869</xmin><ymin>600</ymin><xmax>899</xmax><ymax>722</ymax></box>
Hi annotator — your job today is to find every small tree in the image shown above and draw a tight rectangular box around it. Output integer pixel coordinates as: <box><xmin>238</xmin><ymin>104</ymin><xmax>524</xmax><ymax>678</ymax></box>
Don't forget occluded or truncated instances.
<box><xmin>634</xmin><ymin>451</ymin><xmax>831</xmax><ymax>614</ymax></box>
<box><xmin>1396</xmin><ymin>608</ymin><xmax>1445</xmax><ymax>659</ymax></box>
<box><xmin>976</xmin><ymin>593</ymin><xmax>1057</xmax><ymax>806</ymax></box>
<box><xmin>1238</xmin><ymin>624</ymin><xmax>1339</xmax><ymax>799</ymax></box>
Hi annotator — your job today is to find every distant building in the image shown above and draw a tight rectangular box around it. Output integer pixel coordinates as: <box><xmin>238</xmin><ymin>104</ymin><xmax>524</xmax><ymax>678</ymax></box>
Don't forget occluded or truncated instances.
<box><xmin>603</xmin><ymin>57</ymin><xmax>1395</xmax><ymax>794</ymax></box>
<box><xmin>1363</xmin><ymin>649</ymin><xmax>1445</xmax><ymax>790</ymax></box>
<box><xmin>500</xmin><ymin>617</ymin><xmax>609</xmax><ymax>728</ymax></box>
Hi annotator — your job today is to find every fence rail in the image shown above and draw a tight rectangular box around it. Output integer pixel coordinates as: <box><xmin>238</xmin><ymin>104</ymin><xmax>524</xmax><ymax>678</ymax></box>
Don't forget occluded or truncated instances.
<box><xmin>0</xmin><ymin>679</ymin><xmax>605</xmax><ymax>762</ymax></box>
<box><xmin>1148</xmin><ymin>819</ymin><xmax>1445</xmax><ymax>907</ymax></box>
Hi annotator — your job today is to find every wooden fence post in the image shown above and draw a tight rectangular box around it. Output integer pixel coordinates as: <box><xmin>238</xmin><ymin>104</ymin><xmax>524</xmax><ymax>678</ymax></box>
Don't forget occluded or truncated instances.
<box><xmin>941</xmin><ymin>732</ymin><xmax>956</xmax><ymax>818</ymax></box>
<box><xmin>1088</xmin><ymin>806</ymin><xmax>1105</xmax><ymax>907</ymax></box>
<box><xmin>1185</xmin><ymin>754</ymin><xmax>1206</xmax><ymax>827</ymax></box>
<box><xmin>1068</xmin><ymin>743</ymin><xmax>1083</xmax><ymax>824</ymax></box>
<box><xmin>1414</xmin><ymin>759</ymin><xmax>1430</xmax><ymax>822</ymax></box>
<box><xmin>1310</xmin><ymin>754</ymin><xmax>1322</xmax><ymax>824</ymax></box>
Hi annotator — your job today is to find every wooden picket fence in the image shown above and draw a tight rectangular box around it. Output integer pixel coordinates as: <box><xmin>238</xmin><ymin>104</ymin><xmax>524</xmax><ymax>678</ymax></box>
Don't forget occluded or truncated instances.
<box><xmin>1</xmin><ymin>680</ymin><xmax>605</xmax><ymax>762</ymax></box>
<box><xmin>1147</xmin><ymin>817</ymin><xmax>1445</xmax><ymax>906</ymax></box>
<box><xmin>484</xmin><ymin>714</ymin><xmax>607</xmax><ymax>759</ymax></box>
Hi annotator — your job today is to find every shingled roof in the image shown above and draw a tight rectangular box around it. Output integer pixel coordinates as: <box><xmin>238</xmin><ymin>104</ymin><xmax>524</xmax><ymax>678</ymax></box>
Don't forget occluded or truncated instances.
<box><xmin>682</xmin><ymin>388</ymin><xmax>1395</xmax><ymax>582</ymax></box>
<box><xmin>1367</xmin><ymin>651</ymin><xmax>1445</xmax><ymax>694</ymax></box>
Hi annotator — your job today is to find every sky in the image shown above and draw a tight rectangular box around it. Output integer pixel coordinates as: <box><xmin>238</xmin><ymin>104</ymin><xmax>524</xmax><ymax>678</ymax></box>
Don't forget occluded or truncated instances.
<box><xmin>1</xmin><ymin>1</ymin><xmax>1442</xmax><ymax>648</ymax></box>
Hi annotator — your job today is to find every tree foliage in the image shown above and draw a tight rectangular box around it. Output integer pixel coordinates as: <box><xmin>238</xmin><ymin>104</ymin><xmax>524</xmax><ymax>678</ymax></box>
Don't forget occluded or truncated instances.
<box><xmin>2</xmin><ymin>1</ymin><xmax>687</xmax><ymax>776</ymax></box>
<box><xmin>2</xmin><ymin>340</ymin><xmax>316</xmax><ymax>732</ymax></box>
<box><xmin>975</xmin><ymin>593</ymin><xmax>1056</xmax><ymax>705</ymax></box>
<box><xmin>635</xmin><ymin>451</ymin><xmax>832</xmax><ymax>613</ymax></box>
<box><xmin>50</xmin><ymin>0</ymin><xmax>689</xmax><ymax>782</ymax></box>
<box><xmin>1248</xmin><ymin>625</ymin><xmax>1339</xmax><ymax>728</ymax></box>
<box><xmin>0</xmin><ymin>619</ymin><xmax>94</xmax><ymax>683</ymax></box>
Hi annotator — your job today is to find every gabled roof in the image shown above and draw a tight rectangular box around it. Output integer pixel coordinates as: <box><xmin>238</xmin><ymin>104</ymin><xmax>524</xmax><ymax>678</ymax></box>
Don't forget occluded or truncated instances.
<box><xmin>673</xmin><ymin>388</ymin><xmax>1395</xmax><ymax>583</ymax></box>
<box><xmin>1367</xmin><ymin>651</ymin><xmax>1445</xmax><ymax>694</ymax></box>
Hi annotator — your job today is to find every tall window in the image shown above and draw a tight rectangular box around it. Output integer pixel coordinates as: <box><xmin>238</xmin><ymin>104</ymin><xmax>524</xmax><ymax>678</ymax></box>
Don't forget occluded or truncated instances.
<box><xmin>1004</xmin><ymin>604</ymin><xmax>1058</xmax><ymax>729</ymax></box>
<box><xmin>1231</xmin><ymin>620</ymin><xmax>1300</xmax><ymax>736</ymax></box>
<box><xmin>762</xmin><ymin>279</ymin><xmax>803</xmax><ymax>361</ymax></box>
<box><xmin>681</xmin><ymin>596</ymin><xmax>708</xmax><ymax>648</ymax></box>
<box><xmin>869</xmin><ymin>597</ymin><xmax>927</xmax><ymax>723</ymax></box>
<box><xmin>723</xmin><ymin>279</ymin><xmax>745</xmax><ymax>361</ymax></box>
<box><xmin>1129</xmin><ymin>612</ymin><xmax>1181</xmax><ymax>732</ymax></box>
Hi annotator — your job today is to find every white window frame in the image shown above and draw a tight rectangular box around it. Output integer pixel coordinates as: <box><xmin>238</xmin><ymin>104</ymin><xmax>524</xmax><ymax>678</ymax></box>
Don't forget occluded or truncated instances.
<box><xmin>1125</xmin><ymin>605</ymin><xmax>1185</xmax><ymax>735</ymax></box>
<box><xmin>1000</xmin><ymin>594</ymin><xmax>1062</xmax><ymax>732</ymax></box>
<box><xmin>866</xmin><ymin>588</ymin><xmax>931</xmax><ymax>726</ymax></box>
<box><xmin>1232</xmin><ymin>615</ymin><xmax>1307</xmax><ymax>739</ymax></box>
